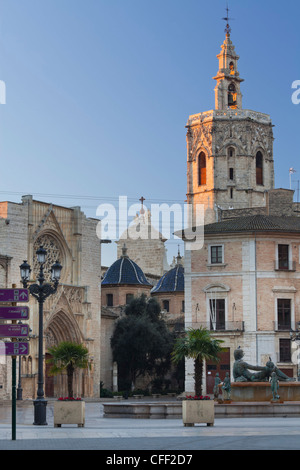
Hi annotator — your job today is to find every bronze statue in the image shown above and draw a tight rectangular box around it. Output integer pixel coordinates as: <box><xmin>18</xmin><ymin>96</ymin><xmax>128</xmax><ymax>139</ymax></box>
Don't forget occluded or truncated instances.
<box><xmin>213</xmin><ymin>373</ymin><xmax>222</xmax><ymax>400</ymax></box>
<box><xmin>222</xmin><ymin>372</ymin><xmax>231</xmax><ymax>400</ymax></box>
<box><xmin>270</xmin><ymin>371</ymin><xmax>280</xmax><ymax>401</ymax></box>
<box><xmin>233</xmin><ymin>347</ymin><xmax>266</xmax><ymax>382</ymax></box>
<box><xmin>233</xmin><ymin>348</ymin><xmax>292</xmax><ymax>382</ymax></box>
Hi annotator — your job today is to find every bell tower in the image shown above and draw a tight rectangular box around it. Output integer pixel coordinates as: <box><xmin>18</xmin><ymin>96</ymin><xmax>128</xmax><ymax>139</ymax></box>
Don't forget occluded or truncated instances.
<box><xmin>186</xmin><ymin>11</ymin><xmax>275</xmax><ymax>225</ymax></box>
<box><xmin>213</xmin><ymin>14</ymin><xmax>244</xmax><ymax>110</ymax></box>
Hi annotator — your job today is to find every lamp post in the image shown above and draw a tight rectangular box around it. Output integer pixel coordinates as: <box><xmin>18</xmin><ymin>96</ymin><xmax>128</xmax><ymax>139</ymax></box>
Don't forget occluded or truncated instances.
<box><xmin>16</xmin><ymin>321</ymin><xmax>23</xmax><ymax>400</ymax></box>
<box><xmin>20</xmin><ymin>246</ymin><xmax>62</xmax><ymax>425</ymax></box>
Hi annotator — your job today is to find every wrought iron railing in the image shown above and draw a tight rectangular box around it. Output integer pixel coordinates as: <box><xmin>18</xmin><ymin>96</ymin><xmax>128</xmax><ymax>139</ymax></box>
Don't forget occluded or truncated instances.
<box><xmin>184</xmin><ymin>321</ymin><xmax>244</xmax><ymax>332</ymax></box>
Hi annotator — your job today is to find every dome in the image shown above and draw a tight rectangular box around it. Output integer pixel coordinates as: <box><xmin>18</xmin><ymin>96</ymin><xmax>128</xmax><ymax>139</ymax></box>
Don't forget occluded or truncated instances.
<box><xmin>102</xmin><ymin>245</ymin><xmax>152</xmax><ymax>287</ymax></box>
<box><xmin>151</xmin><ymin>260</ymin><xmax>184</xmax><ymax>294</ymax></box>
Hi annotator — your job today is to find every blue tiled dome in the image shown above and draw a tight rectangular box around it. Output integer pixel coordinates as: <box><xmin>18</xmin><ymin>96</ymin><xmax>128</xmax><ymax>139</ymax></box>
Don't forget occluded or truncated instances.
<box><xmin>102</xmin><ymin>247</ymin><xmax>152</xmax><ymax>287</ymax></box>
<box><xmin>151</xmin><ymin>263</ymin><xmax>184</xmax><ymax>294</ymax></box>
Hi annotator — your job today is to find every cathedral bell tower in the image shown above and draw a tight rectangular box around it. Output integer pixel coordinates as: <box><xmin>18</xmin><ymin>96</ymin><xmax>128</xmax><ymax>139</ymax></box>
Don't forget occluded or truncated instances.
<box><xmin>186</xmin><ymin>13</ymin><xmax>275</xmax><ymax>225</ymax></box>
<box><xmin>213</xmin><ymin>19</ymin><xmax>243</xmax><ymax>110</ymax></box>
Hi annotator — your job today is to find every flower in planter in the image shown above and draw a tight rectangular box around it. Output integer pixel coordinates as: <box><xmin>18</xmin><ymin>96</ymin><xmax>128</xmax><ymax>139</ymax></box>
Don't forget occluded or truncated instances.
<box><xmin>58</xmin><ymin>397</ymin><xmax>82</xmax><ymax>401</ymax></box>
<box><xmin>184</xmin><ymin>395</ymin><xmax>211</xmax><ymax>400</ymax></box>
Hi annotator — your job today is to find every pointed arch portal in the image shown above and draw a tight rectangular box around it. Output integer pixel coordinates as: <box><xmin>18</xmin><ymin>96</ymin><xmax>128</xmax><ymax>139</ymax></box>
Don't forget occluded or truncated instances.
<box><xmin>45</xmin><ymin>310</ymin><xmax>84</xmax><ymax>397</ymax></box>
<box><xmin>45</xmin><ymin>309</ymin><xmax>82</xmax><ymax>346</ymax></box>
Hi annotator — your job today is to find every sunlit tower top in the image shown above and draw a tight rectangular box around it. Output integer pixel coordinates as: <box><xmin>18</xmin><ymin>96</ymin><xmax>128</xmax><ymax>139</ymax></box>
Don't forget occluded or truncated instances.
<box><xmin>213</xmin><ymin>6</ymin><xmax>244</xmax><ymax>110</ymax></box>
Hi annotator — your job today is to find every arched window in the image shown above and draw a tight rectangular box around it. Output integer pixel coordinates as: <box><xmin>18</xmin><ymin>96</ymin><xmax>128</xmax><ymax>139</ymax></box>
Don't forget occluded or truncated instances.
<box><xmin>228</xmin><ymin>146</ymin><xmax>235</xmax><ymax>158</ymax></box>
<box><xmin>198</xmin><ymin>152</ymin><xmax>206</xmax><ymax>186</ymax></box>
<box><xmin>228</xmin><ymin>83</ymin><xmax>237</xmax><ymax>107</ymax></box>
<box><xmin>256</xmin><ymin>151</ymin><xmax>263</xmax><ymax>185</ymax></box>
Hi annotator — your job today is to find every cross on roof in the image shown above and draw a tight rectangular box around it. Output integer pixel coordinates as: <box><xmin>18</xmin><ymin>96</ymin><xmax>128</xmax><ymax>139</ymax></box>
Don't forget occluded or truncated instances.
<box><xmin>222</xmin><ymin>4</ymin><xmax>234</xmax><ymax>35</ymax></box>
<box><xmin>139</xmin><ymin>196</ymin><xmax>145</xmax><ymax>214</ymax></box>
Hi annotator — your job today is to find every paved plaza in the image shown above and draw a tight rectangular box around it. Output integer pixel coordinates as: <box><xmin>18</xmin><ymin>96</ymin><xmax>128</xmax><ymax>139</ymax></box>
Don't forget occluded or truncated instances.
<box><xmin>0</xmin><ymin>400</ymin><xmax>299</xmax><ymax>451</ymax></box>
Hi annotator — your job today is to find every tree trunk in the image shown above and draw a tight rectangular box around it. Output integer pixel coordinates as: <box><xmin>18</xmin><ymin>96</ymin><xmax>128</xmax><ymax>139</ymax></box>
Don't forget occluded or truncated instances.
<box><xmin>67</xmin><ymin>364</ymin><xmax>74</xmax><ymax>398</ymax></box>
<box><xmin>194</xmin><ymin>356</ymin><xmax>203</xmax><ymax>396</ymax></box>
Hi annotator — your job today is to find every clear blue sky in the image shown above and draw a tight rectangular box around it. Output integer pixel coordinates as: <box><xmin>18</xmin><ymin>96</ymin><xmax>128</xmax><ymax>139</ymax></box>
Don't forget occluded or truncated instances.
<box><xmin>0</xmin><ymin>0</ymin><xmax>299</xmax><ymax>266</ymax></box>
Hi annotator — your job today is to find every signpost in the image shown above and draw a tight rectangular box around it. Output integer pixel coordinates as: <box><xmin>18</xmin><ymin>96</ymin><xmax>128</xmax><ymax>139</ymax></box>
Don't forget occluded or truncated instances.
<box><xmin>1</xmin><ymin>342</ymin><xmax>30</xmax><ymax>356</ymax></box>
<box><xmin>0</xmin><ymin>288</ymin><xmax>29</xmax><ymax>303</ymax></box>
<box><xmin>0</xmin><ymin>324</ymin><xmax>29</xmax><ymax>338</ymax></box>
<box><xmin>0</xmin><ymin>286</ymin><xmax>30</xmax><ymax>440</ymax></box>
<box><xmin>0</xmin><ymin>306</ymin><xmax>29</xmax><ymax>320</ymax></box>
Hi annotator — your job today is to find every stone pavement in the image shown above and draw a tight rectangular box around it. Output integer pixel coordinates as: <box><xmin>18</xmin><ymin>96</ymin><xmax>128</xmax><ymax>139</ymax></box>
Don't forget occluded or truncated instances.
<box><xmin>0</xmin><ymin>400</ymin><xmax>300</xmax><ymax>451</ymax></box>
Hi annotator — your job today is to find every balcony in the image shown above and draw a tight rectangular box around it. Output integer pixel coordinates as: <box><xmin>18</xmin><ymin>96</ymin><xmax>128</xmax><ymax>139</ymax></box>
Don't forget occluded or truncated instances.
<box><xmin>185</xmin><ymin>321</ymin><xmax>244</xmax><ymax>332</ymax></box>
<box><xmin>274</xmin><ymin>260</ymin><xmax>296</xmax><ymax>271</ymax></box>
<box><xmin>274</xmin><ymin>321</ymin><xmax>292</xmax><ymax>331</ymax></box>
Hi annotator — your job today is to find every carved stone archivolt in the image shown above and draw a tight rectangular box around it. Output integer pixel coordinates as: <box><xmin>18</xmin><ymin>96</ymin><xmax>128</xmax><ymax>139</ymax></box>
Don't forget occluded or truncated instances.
<box><xmin>45</xmin><ymin>285</ymin><xmax>84</xmax><ymax>315</ymax></box>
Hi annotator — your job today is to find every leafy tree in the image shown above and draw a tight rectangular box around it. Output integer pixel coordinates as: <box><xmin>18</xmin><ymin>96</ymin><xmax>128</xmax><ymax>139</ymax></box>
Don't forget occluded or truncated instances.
<box><xmin>111</xmin><ymin>295</ymin><xmax>173</xmax><ymax>390</ymax></box>
<box><xmin>172</xmin><ymin>327</ymin><xmax>224</xmax><ymax>396</ymax></box>
<box><xmin>47</xmin><ymin>341</ymin><xmax>90</xmax><ymax>398</ymax></box>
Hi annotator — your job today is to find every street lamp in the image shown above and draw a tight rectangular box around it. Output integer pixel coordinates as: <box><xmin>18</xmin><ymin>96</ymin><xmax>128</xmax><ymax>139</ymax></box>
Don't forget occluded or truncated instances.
<box><xmin>20</xmin><ymin>246</ymin><xmax>62</xmax><ymax>425</ymax></box>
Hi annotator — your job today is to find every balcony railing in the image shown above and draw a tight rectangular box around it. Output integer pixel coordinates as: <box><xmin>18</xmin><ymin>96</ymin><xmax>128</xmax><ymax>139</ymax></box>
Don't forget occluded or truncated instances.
<box><xmin>185</xmin><ymin>321</ymin><xmax>244</xmax><ymax>332</ymax></box>
<box><xmin>274</xmin><ymin>260</ymin><xmax>296</xmax><ymax>271</ymax></box>
<box><xmin>273</xmin><ymin>321</ymin><xmax>292</xmax><ymax>331</ymax></box>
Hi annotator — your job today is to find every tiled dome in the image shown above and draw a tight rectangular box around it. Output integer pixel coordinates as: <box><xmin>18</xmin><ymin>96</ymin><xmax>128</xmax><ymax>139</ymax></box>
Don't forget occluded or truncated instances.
<box><xmin>102</xmin><ymin>245</ymin><xmax>152</xmax><ymax>286</ymax></box>
<box><xmin>151</xmin><ymin>258</ymin><xmax>184</xmax><ymax>294</ymax></box>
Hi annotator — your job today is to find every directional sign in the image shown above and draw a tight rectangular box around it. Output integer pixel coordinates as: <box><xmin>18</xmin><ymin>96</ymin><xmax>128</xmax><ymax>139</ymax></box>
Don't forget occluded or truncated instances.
<box><xmin>0</xmin><ymin>342</ymin><xmax>29</xmax><ymax>356</ymax></box>
<box><xmin>0</xmin><ymin>324</ymin><xmax>29</xmax><ymax>338</ymax></box>
<box><xmin>0</xmin><ymin>289</ymin><xmax>29</xmax><ymax>303</ymax></box>
<box><xmin>0</xmin><ymin>306</ymin><xmax>30</xmax><ymax>320</ymax></box>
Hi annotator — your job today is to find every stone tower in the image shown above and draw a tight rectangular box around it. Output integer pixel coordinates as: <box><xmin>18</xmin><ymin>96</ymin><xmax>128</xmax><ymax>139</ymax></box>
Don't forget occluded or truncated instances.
<box><xmin>186</xmin><ymin>22</ymin><xmax>275</xmax><ymax>225</ymax></box>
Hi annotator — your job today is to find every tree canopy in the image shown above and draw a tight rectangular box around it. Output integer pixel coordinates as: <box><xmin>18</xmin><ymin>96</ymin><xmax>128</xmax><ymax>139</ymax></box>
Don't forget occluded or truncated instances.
<box><xmin>111</xmin><ymin>295</ymin><xmax>174</xmax><ymax>390</ymax></box>
<box><xmin>172</xmin><ymin>327</ymin><xmax>224</xmax><ymax>395</ymax></box>
<box><xmin>47</xmin><ymin>341</ymin><xmax>90</xmax><ymax>398</ymax></box>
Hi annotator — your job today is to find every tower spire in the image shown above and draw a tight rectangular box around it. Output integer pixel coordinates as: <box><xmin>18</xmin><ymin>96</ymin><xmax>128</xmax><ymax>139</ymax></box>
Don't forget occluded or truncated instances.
<box><xmin>222</xmin><ymin>4</ymin><xmax>234</xmax><ymax>36</ymax></box>
<box><xmin>213</xmin><ymin>6</ymin><xmax>243</xmax><ymax>110</ymax></box>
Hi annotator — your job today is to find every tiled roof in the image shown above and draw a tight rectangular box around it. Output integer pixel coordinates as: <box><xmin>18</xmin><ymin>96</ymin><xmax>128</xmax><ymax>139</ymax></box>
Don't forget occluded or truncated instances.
<box><xmin>203</xmin><ymin>215</ymin><xmax>300</xmax><ymax>234</ymax></box>
<box><xmin>151</xmin><ymin>264</ymin><xmax>184</xmax><ymax>294</ymax></box>
<box><xmin>101</xmin><ymin>256</ymin><xmax>152</xmax><ymax>286</ymax></box>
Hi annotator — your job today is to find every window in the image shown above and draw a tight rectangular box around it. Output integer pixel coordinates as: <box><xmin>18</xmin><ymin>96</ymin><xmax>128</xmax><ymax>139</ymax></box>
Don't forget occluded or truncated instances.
<box><xmin>228</xmin><ymin>147</ymin><xmax>235</xmax><ymax>157</ymax></box>
<box><xmin>277</xmin><ymin>299</ymin><xmax>291</xmax><ymax>330</ymax></box>
<box><xmin>126</xmin><ymin>293</ymin><xmax>134</xmax><ymax>304</ymax></box>
<box><xmin>256</xmin><ymin>151</ymin><xmax>263</xmax><ymax>185</ymax></box>
<box><xmin>209</xmin><ymin>299</ymin><xmax>225</xmax><ymax>330</ymax></box>
<box><xmin>229</xmin><ymin>168</ymin><xmax>234</xmax><ymax>180</ymax></box>
<box><xmin>278</xmin><ymin>244</ymin><xmax>289</xmax><ymax>270</ymax></box>
<box><xmin>106</xmin><ymin>293</ymin><xmax>113</xmax><ymax>307</ymax></box>
<box><xmin>279</xmin><ymin>338</ymin><xmax>291</xmax><ymax>362</ymax></box>
<box><xmin>198</xmin><ymin>152</ymin><xmax>206</xmax><ymax>186</ymax></box>
<box><xmin>182</xmin><ymin>300</ymin><xmax>185</xmax><ymax>312</ymax></box>
<box><xmin>228</xmin><ymin>83</ymin><xmax>237</xmax><ymax>107</ymax></box>
<box><xmin>210</xmin><ymin>245</ymin><xmax>223</xmax><ymax>264</ymax></box>
<box><xmin>163</xmin><ymin>300</ymin><xmax>169</xmax><ymax>312</ymax></box>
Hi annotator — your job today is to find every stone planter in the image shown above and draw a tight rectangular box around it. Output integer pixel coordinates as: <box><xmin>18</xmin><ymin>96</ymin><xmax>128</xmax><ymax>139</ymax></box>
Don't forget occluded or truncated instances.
<box><xmin>54</xmin><ymin>400</ymin><xmax>85</xmax><ymax>427</ymax></box>
<box><xmin>182</xmin><ymin>400</ymin><xmax>214</xmax><ymax>426</ymax></box>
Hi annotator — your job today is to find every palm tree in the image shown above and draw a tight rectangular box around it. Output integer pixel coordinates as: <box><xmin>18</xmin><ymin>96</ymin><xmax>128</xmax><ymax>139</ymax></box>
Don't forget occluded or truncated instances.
<box><xmin>47</xmin><ymin>341</ymin><xmax>90</xmax><ymax>398</ymax></box>
<box><xmin>172</xmin><ymin>327</ymin><xmax>224</xmax><ymax>396</ymax></box>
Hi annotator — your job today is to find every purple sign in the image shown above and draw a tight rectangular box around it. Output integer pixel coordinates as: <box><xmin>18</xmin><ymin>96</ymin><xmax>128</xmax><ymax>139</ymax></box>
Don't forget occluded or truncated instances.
<box><xmin>0</xmin><ymin>324</ymin><xmax>29</xmax><ymax>338</ymax></box>
<box><xmin>0</xmin><ymin>342</ymin><xmax>29</xmax><ymax>356</ymax></box>
<box><xmin>0</xmin><ymin>289</ymin><xmax>29</xmax><ymax>303</ymax></box>
<box><xmin>0</xmin><ymin>306</ymin><xmax>29</xmax><ymax>320</ymax></box>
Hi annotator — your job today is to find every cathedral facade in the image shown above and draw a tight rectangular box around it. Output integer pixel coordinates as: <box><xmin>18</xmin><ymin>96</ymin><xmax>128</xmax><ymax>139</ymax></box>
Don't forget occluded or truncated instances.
<box><xmin>0</xmin><ymin>195</ymin><xmax>101</xmax><ymax>399</ymax></box>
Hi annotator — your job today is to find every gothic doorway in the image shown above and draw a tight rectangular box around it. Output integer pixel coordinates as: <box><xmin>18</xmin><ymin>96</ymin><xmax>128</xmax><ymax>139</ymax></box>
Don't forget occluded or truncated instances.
<box><xmin>45</xmin><ymin>309</ymin><xmax>83</xmax><ymax>398</ymax></box>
